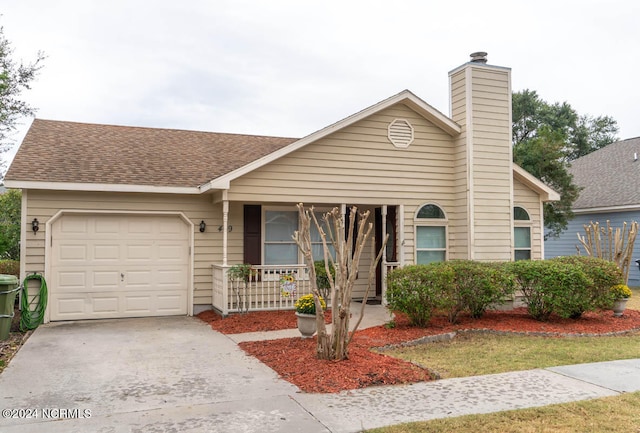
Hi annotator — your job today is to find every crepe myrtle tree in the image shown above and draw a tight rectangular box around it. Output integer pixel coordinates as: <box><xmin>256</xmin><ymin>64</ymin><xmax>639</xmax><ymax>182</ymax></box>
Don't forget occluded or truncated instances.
<box><xmin>292</xmin><ymin>204</ymin><xmax>387</xmax><ymax>361</ymax></box>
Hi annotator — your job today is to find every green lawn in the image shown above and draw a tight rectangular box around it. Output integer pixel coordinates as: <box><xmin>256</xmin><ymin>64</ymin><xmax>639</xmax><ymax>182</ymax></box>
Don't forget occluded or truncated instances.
<box><xmin>380</xmin><ymin>332</ymin><xmax>640</xmax><ymax>379</ymax></box>
<box><xmin>366</xmin><ymin>392</ymin><xmax>640</xmax><ymax>433</ymax></box>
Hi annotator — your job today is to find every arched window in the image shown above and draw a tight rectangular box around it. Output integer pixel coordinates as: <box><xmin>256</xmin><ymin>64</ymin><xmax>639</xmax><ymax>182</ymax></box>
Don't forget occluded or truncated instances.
<box><xmin>415</xmin><ymin>204</ymin><xmax>447</xmax><ymax>264</ymax></box>
<box><xmin>513</xmin><ymin>206</ymin><xmax>531</xmax><ymax>260</ymax></box>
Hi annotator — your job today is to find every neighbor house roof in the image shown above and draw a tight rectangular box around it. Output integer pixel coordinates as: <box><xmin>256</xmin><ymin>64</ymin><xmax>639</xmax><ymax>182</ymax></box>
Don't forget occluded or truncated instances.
<box><xmin>569</xmin><ymin>137</ymin><xmax>640</xmax><ymax>212</ymax></box>
<box><xmin>5</xmin><ymin>119</ymin><xmax>296</xmax><ymax>193</ymax></box>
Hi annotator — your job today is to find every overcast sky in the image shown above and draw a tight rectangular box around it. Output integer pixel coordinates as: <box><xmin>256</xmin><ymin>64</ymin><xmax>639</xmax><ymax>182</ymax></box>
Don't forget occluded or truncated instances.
<box><xmin>2</xmin><ymin>0</ymin><xmax>639</xmax><ymax>167</ymax></box>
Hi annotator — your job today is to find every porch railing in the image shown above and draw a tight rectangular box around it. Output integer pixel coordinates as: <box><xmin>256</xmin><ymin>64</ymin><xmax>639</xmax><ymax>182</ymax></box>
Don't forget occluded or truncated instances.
<box><xmin>213</xmin><ymin>261</ymin><xmax>403</xmax><ymax>314</ymax></box>
<box><xmin>381</xmin><ymin>261</ymin><xmax>401</xmax><ymax>305</ymax></box>
<box><xmin>212</xmin><ymin>264</ymin><xmax>312</xmax><ymax>315</ymax></box>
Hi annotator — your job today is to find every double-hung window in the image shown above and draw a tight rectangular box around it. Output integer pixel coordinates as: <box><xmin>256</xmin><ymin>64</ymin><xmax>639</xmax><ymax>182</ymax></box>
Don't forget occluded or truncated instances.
<box><xmin>264</xmin><ymin>208</ymin><xmax>333</xmax><ymax>265</ymax></box>
<box><xmin>264</xmin><ymin>210</ymin><xmax>299</xmax><ymax>265</ymax></box>
<box><xmin>415</xmin><ymin>204</ymin><xmax>447</xmax><ymax>264</ymax></box>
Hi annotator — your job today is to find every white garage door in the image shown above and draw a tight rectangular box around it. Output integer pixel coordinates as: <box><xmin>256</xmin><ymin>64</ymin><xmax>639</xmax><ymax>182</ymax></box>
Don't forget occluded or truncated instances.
<box><xmin>50</xmin><ymin>214</ymin><xmax>190</xmax><ymax>321</ymax></box>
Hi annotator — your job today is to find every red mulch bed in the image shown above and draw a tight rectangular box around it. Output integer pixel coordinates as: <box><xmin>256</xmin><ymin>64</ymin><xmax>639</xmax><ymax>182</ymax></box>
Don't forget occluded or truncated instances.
<box><xmin>197</xmin><ymin>309</ymin><xmax>331</xmax><ymax>334</ymax></box>
<box><xmin>197</xmin><ymin>308</ymin><xmax>640</xmax><ymax>393</ymax></box>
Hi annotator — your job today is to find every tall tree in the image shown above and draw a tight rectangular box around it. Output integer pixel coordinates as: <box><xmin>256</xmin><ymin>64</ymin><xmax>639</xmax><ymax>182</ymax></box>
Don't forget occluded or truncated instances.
<box><xmin>512</xmin><ymin>90</ymin><xmax>618</xmax><ymax>238</ymax></box>
<box><xmin>0</xmin><ymin>25</ymin><xmax>44</xmax><ymax>180</ymax></box>
<box><xmin>0</xmin><ymin>188</ymin><xmax>21</xmax><ymax>260</ymax></box>
<box><xmin>569</xmin><ymin>114</ymin><xmax>619</xmax><ymax>160</ymax></box>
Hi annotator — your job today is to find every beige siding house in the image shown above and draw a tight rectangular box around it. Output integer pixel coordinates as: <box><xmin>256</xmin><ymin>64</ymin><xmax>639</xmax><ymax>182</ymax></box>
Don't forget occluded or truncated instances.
<box><xmin>5</xmin><ymin>53</ymin><xmax>559</xmax><ymax>321</ymax></box>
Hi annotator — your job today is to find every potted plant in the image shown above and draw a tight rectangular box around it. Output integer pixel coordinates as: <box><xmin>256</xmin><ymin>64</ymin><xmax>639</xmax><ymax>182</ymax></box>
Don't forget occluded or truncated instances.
<box><xmin>294</xmin><ymin>294</ymin><xmax>326</xmax><ymax>338</ymax></box>
<box><xmin>610</xmin><ymin>284</ymin><xmax>632</xmax><ymax>317</ymax></box>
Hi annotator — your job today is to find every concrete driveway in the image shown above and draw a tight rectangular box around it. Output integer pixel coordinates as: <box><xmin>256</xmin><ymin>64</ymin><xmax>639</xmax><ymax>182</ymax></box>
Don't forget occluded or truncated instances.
<box><xmin>0</xmin><ymin>317</ymin><xmax>327</xmax><ymax>433</ymax></box>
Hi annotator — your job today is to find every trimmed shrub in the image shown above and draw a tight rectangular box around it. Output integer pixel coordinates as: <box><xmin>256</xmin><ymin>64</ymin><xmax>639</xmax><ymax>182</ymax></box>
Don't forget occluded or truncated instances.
<box><xmin>550</xmin><ymin>256</ymin><xmax>623</xmax><ymax>313</ymax></box>
<box><xmin>447</xmin><ymin>261</ymin><xmax>516</xmax><ymax>322</ymax></box>
<box><xmin>386</xmin><ymin>263</ymin><xmax>455</xmax><ymax>327</ymax></box>
<box><xmin>0</xmin><ymin>260</ymin><xmax>19</xmax><ymax>277</ymax></box>
<box><xmin>505</xmin><ymin>260</ymin><xmax>592</xmax><ymax>321</ymax></box>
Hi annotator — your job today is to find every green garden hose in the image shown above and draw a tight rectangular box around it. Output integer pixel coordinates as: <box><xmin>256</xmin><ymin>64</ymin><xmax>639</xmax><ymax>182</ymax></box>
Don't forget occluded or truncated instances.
<box><xmin>20</xmin><ymin>274</ymin><xmax>47</xmax><ymax>331</ymax></box>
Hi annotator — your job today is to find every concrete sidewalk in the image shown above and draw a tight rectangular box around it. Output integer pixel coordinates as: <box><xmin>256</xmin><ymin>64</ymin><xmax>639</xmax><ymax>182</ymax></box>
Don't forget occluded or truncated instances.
<box><xmin>295</xmin><ymin>361</ymin><xmax>639</xmax><ymax>432</ymax></box>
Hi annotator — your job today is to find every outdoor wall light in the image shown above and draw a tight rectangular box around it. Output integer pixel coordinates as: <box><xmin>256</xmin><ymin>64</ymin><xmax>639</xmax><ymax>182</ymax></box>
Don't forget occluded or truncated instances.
<box><xmin>199</xmin><ymin>220</ymin><xmax>206</xmax><ymax>233</ymax></box>
<box><xmin>218</xmin><ymin>225</ymin><xmax>233</xmax><ymax>232</ymax></box>
<box><xmin>32</xmin><ymin>218</ymin><xmax>39</xmax><ymax>234</ymax></box>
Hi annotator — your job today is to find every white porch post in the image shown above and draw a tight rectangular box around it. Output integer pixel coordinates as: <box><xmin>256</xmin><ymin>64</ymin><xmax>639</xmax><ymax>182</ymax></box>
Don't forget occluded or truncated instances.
<box><xmin>381</xmin><ymin>205</ymin><xmax>388</xmax><ymax>263</ymax></box>
<box><xmin>381</xmin><ymin>205</ymin><xmax>388</xmax><ymax>304</ymax></box>
<box><xmin>222</xmin><ymin>190</ymin><xmax>229</xmax><ymax>266</ymax></box>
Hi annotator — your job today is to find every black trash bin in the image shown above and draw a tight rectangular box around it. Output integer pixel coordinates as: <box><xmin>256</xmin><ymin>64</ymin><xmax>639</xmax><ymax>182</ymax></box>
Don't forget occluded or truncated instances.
<box><xmin>0</xmin><ymin>275</ymin><xmax>19</xmax><ymax>341</ymax></box>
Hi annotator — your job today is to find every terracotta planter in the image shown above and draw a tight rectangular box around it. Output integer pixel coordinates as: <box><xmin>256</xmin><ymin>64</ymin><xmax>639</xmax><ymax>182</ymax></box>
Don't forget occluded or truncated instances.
<box><xmin>295</xmin><ymin>312</ymin><xmax>317</xmax><ymax>338</ymax></box>
<box><xmin>612</xmin><ymin>298</ymin><xmax>629</xmax><ymax>317</ymax></box>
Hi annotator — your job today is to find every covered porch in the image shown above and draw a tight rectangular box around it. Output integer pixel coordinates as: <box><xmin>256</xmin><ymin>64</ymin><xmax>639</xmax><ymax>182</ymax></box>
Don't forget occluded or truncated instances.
<box><xmin>211</xmin><ymin>200</ymin><xmax>403</xmax><ymax>315</ymax></box>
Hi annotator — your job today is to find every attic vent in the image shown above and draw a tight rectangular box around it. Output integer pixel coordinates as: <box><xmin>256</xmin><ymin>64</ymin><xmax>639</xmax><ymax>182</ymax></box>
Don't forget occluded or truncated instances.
<box><xmin>388</xmin><ymin>119</ymin><xmax>414</xmax><ymax>148</ymax></box>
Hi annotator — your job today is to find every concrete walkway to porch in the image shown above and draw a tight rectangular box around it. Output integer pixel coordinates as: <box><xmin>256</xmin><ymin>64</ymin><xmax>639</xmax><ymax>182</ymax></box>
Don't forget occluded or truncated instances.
<box><xmin>227</xmin><ymin>300</ymin><xmax>394</xmax><ymax>343</ymax></box>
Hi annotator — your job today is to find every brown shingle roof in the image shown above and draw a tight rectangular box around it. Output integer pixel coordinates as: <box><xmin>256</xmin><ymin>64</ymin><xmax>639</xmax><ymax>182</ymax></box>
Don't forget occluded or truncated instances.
<box><xmin>569</xmin><ymin>137</ymin><xmax>640</xmax><ymax>210</ymax></box>
<box><xmin>5</xmin><ymin>119</ymin><xmax>297</xmax><ymax>188</ymax></box>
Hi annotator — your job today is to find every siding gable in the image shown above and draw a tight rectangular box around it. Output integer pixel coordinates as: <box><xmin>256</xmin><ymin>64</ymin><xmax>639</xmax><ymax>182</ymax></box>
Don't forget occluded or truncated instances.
<box><xmin>228</xmin><ymin>103</ymin><xmax>456</xmax><ymax>205</ymax></box>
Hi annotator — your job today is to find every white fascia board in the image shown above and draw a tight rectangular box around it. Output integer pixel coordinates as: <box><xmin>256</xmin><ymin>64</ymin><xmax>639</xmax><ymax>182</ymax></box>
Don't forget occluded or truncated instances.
<box><xmin>4</xmin><ymin>180</ymin><xmax>200</xmax><ymax>194</ymax></box>
<box><xmin>512</xmin><ymin>165</ymin><xmax>561</xmax><ymax>202</ymax></box>
<box><xmin>574</xmin><ymin>204</ymin><xmax>640</xmax><ymax>214</ymax></box>
<box><xmin>200</xmin><ymin>90</ymin><xmax>461</xmax><ymax>192</ymax></box>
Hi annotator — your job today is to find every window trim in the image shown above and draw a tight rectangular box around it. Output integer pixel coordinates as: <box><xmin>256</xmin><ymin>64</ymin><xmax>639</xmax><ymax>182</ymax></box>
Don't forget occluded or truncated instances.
<box><xmin>513</xmin><ymin>206</ymin><xmax>532</xmax><ymax>260</ymax></box>
<box><xmin>414</xmin><ymin>203</ymin><xmax>448</xmax><ymax>264</ymax></box>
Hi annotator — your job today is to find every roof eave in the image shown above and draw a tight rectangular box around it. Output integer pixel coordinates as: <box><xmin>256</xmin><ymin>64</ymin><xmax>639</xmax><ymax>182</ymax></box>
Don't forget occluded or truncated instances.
<box><xmin>573</xmin><ymin>204</ymin><xmax>640</xmax><ymax>214</ymax></box>
<box><xmin>512</xmin><ymin>165</ymin><xmax>561</xmax><ymax>202</ymax></box>
<box><xmin>4</xmin><ymin>180</ymin><xmax>201</xmax><ymax>194</ymax></box>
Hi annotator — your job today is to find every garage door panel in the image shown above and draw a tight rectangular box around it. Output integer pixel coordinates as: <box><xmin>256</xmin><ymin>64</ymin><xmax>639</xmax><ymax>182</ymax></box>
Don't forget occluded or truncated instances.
<box><xmin>126</xmin><ymin>244</ymin><xmax>154</xmax><ymax>260</ymax></box>
<box><xmin>92</xmin><ymin>271</ymin><xmax>120</xmax><ymax>289</ymax></box>
<box><xmin>94</xmin><ymin>244</ymin><xmax>120</xmax><ymax>260</ymax></box>
<box><xmin>125</xmin><ymin>295</ymin><xmax>153</xmax><ymax>312</ymax></box>
<box><xmin>60</xmin><ymin>216</ymin><xmax>88</xmax><ymax>234</ymax></box>
<box><xmin>93</xmin><ymin>296</ymin><xmax>119</xmax><ymax>313</ymax></box>
<box><xmin>57</xmin><ymin>271</ymin><xmax>86</xmax><ymax>289</ymax></box>
<box><xmin>56</xmin><ymin>298</ymin><xmax>86</xmax><ymax>316</ymax></box>
<box><xmin>157</xmin><ymin>244</ymin><xmax>188</xmax><ymax>260</ymax></box>
<box><xmin>159</xmin><ymin>219</ymin><xmax>188</xmax><ymax>234</ymax></box>
<box><xmin>127</xmin><ymin>219</ymin><xmax>153</xmax><ymax>235</ymax></box>
<box><xmin>95</xmin><ymin>219</ymin><xmax>120</xmax><ymax>234</ymax></box>
<box><xmin>155</xmin><ymin>269</ymin><xmax>186</xmax><ymax>285</ymax></box>
<box><xmin>58</xmin><ymin>244</ymin><xmax>88</xmax><ymax>261</ymax></box>
<box><xmin>51</xmin><ymin>214</ymin><xmax>190</xmax><ymax>321</ymax></box>
<box><xmin>156</xmin><ymin>293</ymin><xmax>187</xmax><ymax>313</ymax></box>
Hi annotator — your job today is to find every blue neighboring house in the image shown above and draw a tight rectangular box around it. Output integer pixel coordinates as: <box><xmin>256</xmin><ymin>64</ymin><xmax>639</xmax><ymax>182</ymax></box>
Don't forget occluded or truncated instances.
<box><xmin>545</xmin><ymin>137</ymin><xmax>640</xmax><ymax>286</ymax></box>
